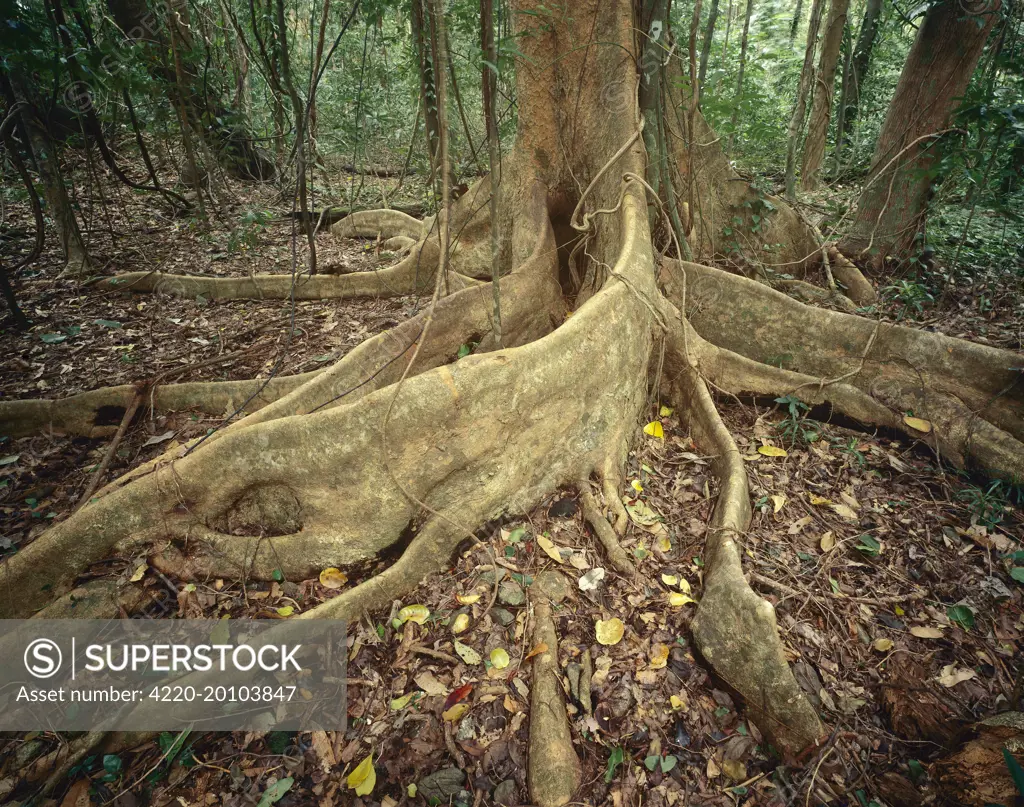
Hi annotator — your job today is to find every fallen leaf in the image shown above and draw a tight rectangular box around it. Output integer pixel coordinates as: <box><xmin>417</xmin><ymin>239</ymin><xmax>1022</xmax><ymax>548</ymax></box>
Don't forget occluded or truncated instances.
<box><xmin>872</xmin><ymin>638</ymin><xmax>893</xmax><ymax>652</ymax></box>
<box><xmin>525</xmin><ymin>643</ymin><xmax>548</xmax><ymax>661</ymax></box>
<box><xmin>631</xmin><ymin>479</ymin><xmax>644</xmax><ymax>493</ymax></box>
<box><xmin>453</xmin><ymin>640</ymin><xmax>482</xmax><ymax>665</ymax></box>
<box><xmin>414</xmin><ymin>672</ymin><xmax>447</xmax><ymax>696</ymax></box>
<box><xmin>910</xmin><ymin>626</ymin><xmax>944</xmax><ymax>639</ymax></box>
<box><xmin>390</xmin><ymin>692</ymin><xmax>415</xmax><ymax>710</ymax></box>
<box><xmin>442</xmin><ymin>702</ymin><xmax>470</xmax><ymax>722</ymax></box>
<box><xmin>578</xmin><ymin>567</ymin><xmax>606</xmax><ymax>591</ymax></box>
<box><xmin>456</xmin><ymin>593</ymin><xmax>481</xmax><ymax>605</ymax></box>
<box><xmin>444</xmin><ymin>684</ymin><xmax>473</xmax><ymax>711</ymax></box>
<box><xmin>758</xmin><ymin>445</ymin><xmax>788</xmax><ymax>457</ymax></box>
<box><xmin>661</xmin><ymin>574</ymin><xmax>679</xmax><ymax>586</ymax></box>
<box><xmin>678</xmin><ymin>578</ymin><xmax>692</xmax><ymax>594</ymax></box>
<box><xmin>937</xmin><ymin>665</ymin><xmax>976</xmax><ymax>687</ymax></box>
<box><xmin>142</xmin><ymin>430</ymin><xmax>176</xmax><ymax>447</ymax></box>
<box><xmin>319</xmin><ymin>568</ymin><xmax>348</xmax><ymax>589</ymax></box>
<box><xmin>771</xmin><ymin>494</ymin><xmax>786</xmax><ymax>514</ymax></box>
<box><xmin>660</xmin><ymin>405</ymin><xmax>674</xmax><ymax>416</ymax></box>
<box><xmin>347</xmin><ymin>755</ymin><xmax>375</xmax><ymax>796</ymax></box>
<box><xmin>490</xmin><ymin>648</ymin><xmax>510</xmax><ymax>669</ymax></box>
<box><xmin>649</xmin><ymin>643</ymin><xmax>669</xmax><ymax>669</ymax></box>
<box><xmin>788</xmin><ymin>516</ymin><xmax>813</xmax><ymax>534</ymax></box>
<box><xmin>451</xmin><ymin>613</ymin><xmax>470</xmax><ymax>634</ymax></box>
<box><xmin>398</xmin><ymin>604</ymin><xmax>430</xmax><ymax>625</ymax></box>
<box><xmin>820</xmin><ymin>532</ymin><xmax>835</xmax><ymax>551</ymax></box>
<box><xmin>595</xmin><ymin>618</ymin><xmax>625</xmax><ymax>646</ymax></box>
<box><xmin>129</xmin><ymin>563</ymin><xmax>147</xmax><ymax>582</ymax></box>
<box><xmin>903</xmin><ymin>415</ymin><xmax>933</xmax><ymax>433</ymax></box>
<box><xmin>670</xmin><ymin>693</ymin><xmax>687</xmax><ymax>710</ymax></box>
<box><xmin>721</xmin><ymin>759</ymin><xmax>747</xmax><ymax>781</ymax></box>
<box><xmin>257</xmin><ymin>776</ymin><xmax>295</xmax><ymax>807</ymax></box>
<box><xmin>275</xmin><ymin>606</ymin><xmax>294</xmax><ymax>617</ymax></box>
<box><xmin>536</xmin><ymin>535</ymin><xmax>564</xmax><ymax>564</ymax></box>
<box><xmin>831</xmin><ymin>503</ymin><xmax>859</xmax><ymax>521</ymax></box>
<box><xmin>668</xmin><ymin>592</ymin><xmax>696</xmax><ymax>606</ymax></box>
<box><xmin>310</xmin><ymin>731</ymin><xmax>336</xmax><ymax>771</ymax></box>
<box><xmin>643</xmin><ymin>421</ymin><xmax>665</xmax><ymax>439</ymax></box>
<box><xmin>623</xmin><ymin>498</ymin><xmax>661</xmax><ymax>526</ymax></box>
<box><xmin>809</xmin><ymin>494</ymin><xmax>832</xmax><ymax>505</ymax></box>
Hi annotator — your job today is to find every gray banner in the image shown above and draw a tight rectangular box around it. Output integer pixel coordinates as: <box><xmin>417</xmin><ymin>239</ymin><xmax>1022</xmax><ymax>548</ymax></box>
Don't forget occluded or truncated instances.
<box><xmin>0</xmin><ymin>620</ymin><xmax>347</xmax><ymax>731</ymax></box>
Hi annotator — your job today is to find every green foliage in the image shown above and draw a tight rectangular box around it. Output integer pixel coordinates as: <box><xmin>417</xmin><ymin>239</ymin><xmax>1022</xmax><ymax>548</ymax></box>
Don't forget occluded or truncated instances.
<box><xmin>956</xmin><ymin>479</ymin><xmax>1022</xmax><ymax>528</ymax></box>
<box><xmin>774</xmin><ymin>395</ymin><xmax>818</xmax><ymax>445</ymax></box>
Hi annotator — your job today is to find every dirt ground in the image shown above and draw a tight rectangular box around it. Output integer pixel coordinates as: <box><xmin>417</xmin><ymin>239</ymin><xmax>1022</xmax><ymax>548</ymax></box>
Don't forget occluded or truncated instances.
<box><xmin>1</xmin><ymin>163</ymin><xmax>1022</xmax><ymax>807</ymax></box>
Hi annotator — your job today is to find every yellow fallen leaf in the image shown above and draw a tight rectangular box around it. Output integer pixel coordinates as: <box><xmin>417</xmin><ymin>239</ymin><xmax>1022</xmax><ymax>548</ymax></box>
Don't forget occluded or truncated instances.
<box><xmin>670</xmin><ymin>694</ymin><xmax>686</xmax><ymax>710</ymax></box>
<box><xmin>894</xmin><ymin>605</ymin><xmax>905</xmax><ymax>616</ymax></box>
<box><xmin>722</xmin><ymin>759</ymin><xmax>747</xmax><ymax>781</ymax></box>
<box><xmin>453</xmin><ymin>640</ymin><xmax>482</xmax><ymax>665</ymax></box>
<box><xmin>655</xmin><ymin>532</ymin><xmax>672</xmax><ymax>552</ymax></box>
<box><xmin>661</xmin><ymin>574</ymin><xmax>679</xmax><ymax>586</ymax></box>
<box><xmin>903</xmin><ymin>415</ymin><xmax>933</xmax><ymax>433</ymax></box>
<box><xmin>758</xmin><ymin>445</ymin><xmax>788</xmax><ymax>457</ymax></box>
<box><xmin>668</xmin><ymin>592</ymin><xmax>696</xmax><ymax>606</ymax></box>
<box><xmin>660</xmin><ymin>405</ymin><xmax>674</xmax><ymax>417</ymax></box>
<box><xmin>678</xmin><ymin>578</ymin><xmax>691</xmax><ymax>594</ymax></box>
<box><xmin>595</xmin><ymin>618</ymin><xmax>625</xmax><ymax>646</ymax></box>
<box><xmin>809</xmin><ymin>494</ymin><xmax>832</xmax><ymax>505</ymax></box>
<box><xmin>631</xmin><ymin>479</ymin><xmax>644</xmax><ymax>493</ymax></box>
<box><xmin>390</xmin><ymin>692</ymin><xmax>415</xmax><ymax>710</ymax></box>
<box><xmin>910</xmin><ymin>626</ymin><xmax>944</xmax><ymax>639</ymax></box>
<box><xmin>536</xmin><ymin>535</ymin><xmax>564</xmax><ymax>564</ymax></box>
<box><xmin>129</xmin><ymin>563</ymin><xmax>146</xmax><ymax>582</ymax></box>
<box><xmin>788</xmin><ymin>516</ymin><xmax>813</xmax><ymax>534</ymax></box>
<box><xmin>398</xmin><ymin>604</ymin><xmax>430</xmax><ymax>625</ymax></box>
<box><xmin>873</xmin><ymin>638</ymin><xmax>893</xmax><ymax>652</ymax></box>
<box><xmin>649</xmin><ymin>643</ymin><xmax>669</xmax><ymax>670</ymax></box>
<box><xmin>831</xmin><ymin>503</ymin><xmax>859</xmax><ymax>521</ymax></box>
<box><xmin>347</xmin><ymin>754</ymin><xmax>376</xmax><ymax>796</ymax></box>
<box><xmin>820</xmin><ymin>532</ymin><xmax>835</xmax><ymax>552</ymax></box>
<box><xmin>456</xmin><ymin>593</ymin><xmax>481</xmax><ymax>605</ymax></box>
<box><xmin>490</xmin><ymin>648</ymin><xmax>510</xmax><ymax>669</ymax></box>
<box><xmin>937</xmin><ymin>664</ymin><xmax>976</xmax><ymax>687</ymax></box>
<box><xmin>276</xmin><ymin>606</ymin><xmax>294</xmax><ymax>617</ymax></box>
<box><xmin>643</xmin><ymin>421</ymin><xmax>665</xmax><ymax>439</ymax></box>
<box><xmin>771</xmin><ymin>494</ymin><xmax>786</xmax><ymax>514</ymax></box>
<box><xmin>442</xmin><ymin>702</ymin><xmax>470</xmax><ymax>721</ymax></box>
<box><xmin>319</xmin><ymin>567</ymin><xmax>348</xmax><ymax>589</ymax></box>
<box><xmin>451</xmin><ymin>613</ymin><xmax>470</xmax><ymax>634</ymax></box>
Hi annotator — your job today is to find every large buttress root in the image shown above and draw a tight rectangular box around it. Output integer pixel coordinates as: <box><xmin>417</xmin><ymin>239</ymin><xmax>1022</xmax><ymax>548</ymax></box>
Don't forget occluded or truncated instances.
<box><xmin>664</xmin><ymin>346</ymin><xmax>826</xmax><ymax>755</ymax></box>
<box><xmin>0</xmin><ymin>182</ymin><xmax>655</xmax><ymax>619</ymax></box>
<box><xmin>663</xmin><ymin>260</ymin><xmax>1024</xmax><ymax>480</ymax></box>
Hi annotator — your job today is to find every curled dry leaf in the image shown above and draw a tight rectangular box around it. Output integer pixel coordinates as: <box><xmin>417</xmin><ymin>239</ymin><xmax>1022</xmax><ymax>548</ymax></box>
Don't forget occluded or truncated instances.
<box><xmin>649</xmin><ymin>643</ymin><xmax>669</xmax><ymax>670</ymax></box>
<box><xmin>398</xmin><ymin>604</ymin><xmax>430</xmax><ymax>625</ymax></box>
<box><xmin>319</xmin><ymin>567</ymin><xmax>348</xmax><ymax>589</ymax></box>
<box><xmin>903</xmin><ymin>415</ymin><xmax>933</xmax><ymax>433</ymax></box>
<box><xmin>456</xmin><ymin>593</ymin><xmax>481</xmax><ymax>605</ymax></box>
<box><xmin>451</xmin><ymin>613</ymin><xmax>470</xmax><ymax>634</ymax></box>
<box><xmin>758</xmin><ymin>445</ymin><xmax>788</xmax><ymax>457</ymax></box>
<box><xmin>536</xmin><ymin>535</ymin><xmax>564</xmax><ymax>564</ymax></box>
<box><xmin>643</xmin><ymin>421</ymin><xmax>664</xmax><ymax>439</ymax></box>
<box><xmin>910</xmin><ymin>626</ymin><xmax>945</xmax><ymax>639</ymax></box>
<box><xmin>347</xmin><ymin>754</ymin><xmax>375</xmax><ymax>796</ymax></box>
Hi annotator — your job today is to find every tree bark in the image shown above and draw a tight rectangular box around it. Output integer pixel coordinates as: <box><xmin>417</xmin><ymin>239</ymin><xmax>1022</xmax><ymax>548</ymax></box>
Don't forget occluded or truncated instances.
<box><xmin>698</xmin><ymin>0</ymin><xmax>720</xmax><ymax>88</ymax></box>
<box><xmin>790</xmin><ymin>0</ymin><xmax>805</xmax><ymax>44</ymax></box>
<box><xmin>785</xmin><ymin>0</ymin><xmax>825</xmax><ymax>198</ymax></box>
<box><xmin>835</xmin><ymin>0</ymin><xmax>882</xmax><ymax>151</ymax></box>
<box><xmin>410</xmin><ymin>0</ymin><xmax>441</xmax><ymax>182</ymax></box>
<box><xmin>800</xmin><ymin>0</ymin><xmax>850</xmax><ymax>190</ymax></box>
<box><xmin>839</xmin><ymin>0</ymin><xmax>1002</xmax><ymax>268</ymax></box>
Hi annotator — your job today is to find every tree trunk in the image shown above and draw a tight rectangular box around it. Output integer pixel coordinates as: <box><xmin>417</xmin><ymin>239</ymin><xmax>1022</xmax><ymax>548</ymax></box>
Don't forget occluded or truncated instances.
<box><xmin>410</xmin><ymin>0</ymin><xmax>440</xmax><ymax>182</ymax></box>
<box><xmin>6</xmin><ymin>4</ymin><xmax>1024</xmax><ymax>803</ymax></box>
<box><xmin>835</xmin><ymin>0</ymin><xmax>882</xmax><ymax>150</ymax></box>
<box><xmin>727</xmin><ymin>0</ymin><xmax>754</xmax><ymax>152</ymax></box>
<box><xmin>790</xmin><ymin>0</ymin><xmax>805</xmax><ymax>44</ymax></box>
<box><xmin>832</xmin><ymin>17</ymin><xmax>855</xmax><ymax>172</ymax></box>
<box><xmin>785</xmin><ymin>0</ymin><xmax>825</xmax><ymax>198</ymax></box>
<box><xmin>839</xmin><ymin>0</ymin><xmax>1001</xmax><ymax>268</ymax></box>
<box><xmin>698</xmin><ymin>0</ymin><xmax>720</xmax><ymax>88</ymax></box>
<box><xmin>800</xmin><ymin>0</ymin><xmax>850</xmax><ymax>190</ymax></box>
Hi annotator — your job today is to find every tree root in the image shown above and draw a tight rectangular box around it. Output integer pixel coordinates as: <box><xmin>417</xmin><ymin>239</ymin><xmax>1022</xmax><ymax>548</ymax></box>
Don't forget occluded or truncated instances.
<box><xmin>0</xmin><ymin>372</ymin><xmax>318</xmax><ymax>438</ymax></box>
<box><xmin>527</xmin><ymin>571</ymin><xmax>581</xmax><ymax>807</ymax></box>
<box><xmin>663</xmin><ymin>260</ymin><xmax>1024</xmax><ymax>480</ymax></box>
<box><xmin>578</xmin><ymin>484</ymin><xmax>635</xmax><ymax>577</ymax></box>
<box><xmin>664</xmin><ymin>350</ymin><xmax>827</xmax><ymax>756</ymax></box>
<box><xmin>330</xmin><ymin>209</ymin><xmax>426</xmax><ymax>241</ymax></box>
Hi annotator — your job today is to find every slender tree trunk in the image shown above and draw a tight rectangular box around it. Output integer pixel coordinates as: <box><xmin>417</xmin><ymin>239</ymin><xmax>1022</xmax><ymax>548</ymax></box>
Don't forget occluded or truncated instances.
<box><xmin>698</xmin><ymin>0</ymin><xmax>720</xmax><ymax>88</ymax></box>
<box><xmin>784</xmin><ymin>0</ymin><xmax>825</xmax><ymax>198</ymax></box>
<box><xmin>835</xmin><ymin>0</ymin><xmax>882</xmax><ymax>151</ymax></box>
<box><xmin>789</xmin><ymin>0</ymin><xmax>805</xmax><ymax>44</ymax></box>
<box><xmin>832</xmin><ymin>19</ymin><xmax>854</xmax><ymax>172</ymax></box>
<box><xmin>482</xmin><ymin>0</ymin><xmax>502</xmax><ymax>346</ymax></box>
<box><xmin>410</xmin><ymin>0</ymin><xmax>440</xmax><ymax>182</ymax></box>
<box><xmin>800</xmin><ymin>0</ymin><xmax>850</xmax><ymax>190</ymax></box>
<box><xmin>839</xmin><ymin>0</ymin><xmax>1001</xmax><ymax>267</ymax></box>
<box><xmin>722</xmin><ymin>0</ymin><xmax>733</xmax><ymax>63</ymax></box>
<box><xmin>726</xmin><ymin>0</ymin><xmax>753</xmax><ymax>152</ymax></box>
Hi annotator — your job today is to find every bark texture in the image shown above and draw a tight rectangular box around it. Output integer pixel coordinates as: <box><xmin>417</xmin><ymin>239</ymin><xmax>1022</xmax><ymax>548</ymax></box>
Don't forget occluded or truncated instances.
<box><xmin>839</xmin><ymin>0</ymin><xmax>1001</xmax><ymax>267</ymax></box>
<box><xmin>800</xmin><ymin>0</ymin><xmax>850</xmax><ymax>189</ymax></box>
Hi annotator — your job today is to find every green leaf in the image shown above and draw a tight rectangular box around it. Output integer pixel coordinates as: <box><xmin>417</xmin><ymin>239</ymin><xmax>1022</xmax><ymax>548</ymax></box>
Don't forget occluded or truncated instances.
<box><xmin>457</xmin><ymin>343</ymin><xmax>472</xmax><ymax>359</ymax></box>
<box><xmin>102</xmin><ymin>754</ymin><xmax>122</xmax><ymax>775</ymax></box>
<box><xmin>856</xmin><ymin>535</ymin><xmax>882</xmax><ymax>556</ymax></box>
<box><xmin>1004</xmin><ymin>747</ymin><xmax>1024</xmax><ymax>797</ymax></box>
<box><xmin>506</xmin><ymin>527</ymin><xmax>527</xmax><ymax>544</ymax></box>
<box><xmin>660</xmin><ymin>755</ymin><xmax>677</xmax><ymax>773</ymax></box>
<box><xmin>94</xmin><ymin>319</ymin><xmax>123</xmax><ymax>329</ymax></box>
<box><xmin>272</xmin><ymin>568</ymin><xmax>284</xmax><ymax>582</ymax></box>
<box><xmin>256</xmin><ymin>776</ymin><xmax>294</xmax><ymax>807</ymax></box>
<box><xmin>947</xmin><ymin>604</ymin><xmax>975</xmax><ymax>630</ymax></box>
<box><xmin>907</xmin><ymin>759</ymin><xmax>926</xmax><ymax>784</ymax></box>
<box><xmin>266</xmin><ymin>731</ymin><xmax>292</xmax><ymax>754</ymax></box>
<box><xmin>40</xmin><ymin>333</ymin><xmax>66</xmax><ymax>344</ymax></box>
<box><xmin>0</xmin><ymin>455</ymin><xmax>20</xmax><ymax>466</ymax></box>
<box><xmin>605</xmin><ymin>747</ymin><xmax>625</xmax><ymax>783</ymax></box>
<box><xmin>1010</xmin><ymin>567</ymin><xmax>1024</xmax><ymax>583</ymax></box>
<box><xmin>644</xmin><ymin>754</ymin><xmax>659</xmax><ymax>771</ymax></box>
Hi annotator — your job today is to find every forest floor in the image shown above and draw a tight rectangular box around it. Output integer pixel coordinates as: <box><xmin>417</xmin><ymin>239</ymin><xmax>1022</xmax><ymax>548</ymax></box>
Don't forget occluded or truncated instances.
<box><xmin>0</xmin><ymin>163</ymin><xmax>1023</xmax><ymax>807</ymax></box>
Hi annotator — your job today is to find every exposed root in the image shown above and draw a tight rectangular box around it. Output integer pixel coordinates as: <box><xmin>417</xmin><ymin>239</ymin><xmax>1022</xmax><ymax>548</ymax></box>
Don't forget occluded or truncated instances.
<box><xmin>579</xmin><ymin>483</ymin><xmax>635</xmax><ymax>577</ymax></box>
<box><xmin>330</xmin><ymin>209</ymin><xmax>426</xmax><ymax>241</ymax></box>
<box><xmin>772</xmin><ymin>278</ymin><xmax>858</xmax><ymax>312</ymax></box>
<box><xmin>828</xmin><ymin>246</ymin><xmax>877</xmax><ymax>304</ymax></box>
<box><xmin>0</xmin><ymin>372</ymin><xmax>318</xmax><ymax>438</ymax></box>
<box><xmin>663</xmin><ymin>260</ymin><xmax>1024</xmax><ymax>480</ymax></box>
<box><xmin>664</xmin><ymin>347</ymin><xmax>826</xmax><ymax>756</ymax></box>
<box><xmin>528</xmin><ymin>571</ymin><xmax>581</xmax><ymax>807</ymax></box>
<box><xmin>382</xmin><ymin>235</ymin><xmax>417</xmax><ymax>253</ymax></box>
